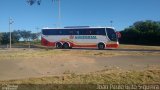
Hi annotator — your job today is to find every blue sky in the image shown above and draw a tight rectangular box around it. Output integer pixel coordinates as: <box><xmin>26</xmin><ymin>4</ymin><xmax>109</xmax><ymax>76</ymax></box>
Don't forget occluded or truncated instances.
<box><xmin>0</xmin><ymin>0</ymin><xmax>160</xmax><ymax>33</ymax></box>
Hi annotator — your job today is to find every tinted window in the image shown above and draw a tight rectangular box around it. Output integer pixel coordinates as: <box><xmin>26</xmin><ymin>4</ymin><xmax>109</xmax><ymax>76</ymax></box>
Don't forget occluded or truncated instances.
<box><xmin>95</xmin><ymin>28</ymin><xmax>106</xmax><ymax>35</ymax></box>
<box><xmin>77</xmin><ymin>28</ymin><xmax>106</xmax><ymax>35</ymax></box>
<box><xmin>42</xmin><ymin>29</ymin><xmax>59</xmax><ymax>35</ymax></box>
<box><xmin>106</xmin><ymin>28</ymin><xmax>117</xmax><ymax>41</ymax></box>
<box><xmin>42</xmin><ymin>28</ymin><xmax>106</xmax><ymax>35</ymax></box>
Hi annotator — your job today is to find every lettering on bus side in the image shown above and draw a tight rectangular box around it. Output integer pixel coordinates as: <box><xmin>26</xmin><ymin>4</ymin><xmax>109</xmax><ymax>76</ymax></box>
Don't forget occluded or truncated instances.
<box><xmin>69</xmin><ymin>35</ymin><xmax>97</xmax><ymax>39</ymax></box>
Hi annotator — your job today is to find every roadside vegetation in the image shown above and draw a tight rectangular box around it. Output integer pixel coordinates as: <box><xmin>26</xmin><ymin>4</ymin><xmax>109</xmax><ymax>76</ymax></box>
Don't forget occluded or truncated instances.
<box><xmin>1</xmin><ymin>68</ymin><xmax>160</xmax><ymax>84</ymax></box>
<box><xmin>0</xmin><ymin>68</ymin><xmax>160</xmax><ymax>90</ymax></box>
<box><xmin>0</xmin><ymin>30</ymin><xmax>40</xmax><ymax>45</ymax></box>
<box><xmin>120</xmin><ymin>20</ymin><xmax>160</xmax><ymax>45</ymax></box>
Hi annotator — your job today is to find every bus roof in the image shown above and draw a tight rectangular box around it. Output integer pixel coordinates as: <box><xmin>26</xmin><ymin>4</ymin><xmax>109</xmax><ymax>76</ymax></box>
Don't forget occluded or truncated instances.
<box><xmin>42</xmin><ymin>26</ymin><xmax>115</xmax><ymax>30</ymax></box>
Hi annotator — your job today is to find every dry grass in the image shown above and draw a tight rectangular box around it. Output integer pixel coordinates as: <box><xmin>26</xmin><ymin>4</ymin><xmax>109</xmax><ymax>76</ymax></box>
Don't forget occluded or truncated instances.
<box><xmin>0</xmin><ymin>44</ymin><xmax>160</xmax><ymax>60</ymax></box>
<box><xmin>0</xmin><ymin>68</ymin><xmax>160</xmax><ymax>84</ymax></box>
<box><xmin>0</xmin><ymin>45</ymin><xmax>160</xmax><ymax>89</ymax></box>
<box><xmin>0</xmin><ymin>68</ymin><xmax>160</xmax><ymax>90</ymax></box>
<box><xmin>119</xmin><ymin>44</ymin><xmax>160</xmax><ymax>50</ymax></box>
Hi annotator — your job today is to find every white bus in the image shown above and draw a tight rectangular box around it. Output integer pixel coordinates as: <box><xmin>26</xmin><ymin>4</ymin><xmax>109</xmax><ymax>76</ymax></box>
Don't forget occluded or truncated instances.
<box><xmin>41</xmin><ymin>26</ymin><xmax>119</xmax><ymax>49</ymax></box>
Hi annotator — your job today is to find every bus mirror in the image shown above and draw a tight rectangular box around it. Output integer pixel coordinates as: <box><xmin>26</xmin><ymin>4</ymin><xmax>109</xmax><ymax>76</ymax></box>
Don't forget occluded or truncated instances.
<box><xmin>116</xmin><ymin>32</ymin><xmax>121</xmax><ymax>38</ymax></box>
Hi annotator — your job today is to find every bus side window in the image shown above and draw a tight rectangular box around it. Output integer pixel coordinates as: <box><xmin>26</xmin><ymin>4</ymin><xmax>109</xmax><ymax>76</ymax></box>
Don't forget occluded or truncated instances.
<box><xmin>59</xmin><ymin>30</ymin><xmax>62</xmax><ymax>35</ymax></box>
<box><xmin>92</xmin><ymin>29</ymin><xmax>97</xmax><ymax>35</ymax></box>
<box><xmin>79</xmin><ymin>29</ymin><xmax>84</xmax><ymax>35</ymax></box>
<box><xmin>99</xmin><ymin>29</ymin><xmax>106</xmax><ymax>35</ymax></box>
<box><xmin>96</xmin><ymin>31</ymin><xmax>100</xmax><ymax>35</ymax></box>
<box><xmin>76</xmin><ymin>30</ymin><xmax>80</xmax><ymax>35</ymax></box>
<box><xmin>89</xmin><ymin>30</ymin><xmax>92</xmax><ymax>34</ymax></box>
<box><xmin>86</xmin><ymin>30</ymin><xmax>91</xmax><ymax>35</ymax></box>
<box><xmin>53</xmin><ymin>30</ymin><xmax>59</xmax><ymax>35</ymax></box>
<box><xmin>69</xmin><ymin>30</ymin><xmax>74</xmax><ymax>35</ymax></box>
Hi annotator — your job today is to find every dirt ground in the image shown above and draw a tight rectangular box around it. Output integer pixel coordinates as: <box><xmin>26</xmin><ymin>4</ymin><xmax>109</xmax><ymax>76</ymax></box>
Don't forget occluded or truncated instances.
<box><xmin>0</xmin><ymin>45</ymin><xmax>160</xmax><ymax>81</ymax></box>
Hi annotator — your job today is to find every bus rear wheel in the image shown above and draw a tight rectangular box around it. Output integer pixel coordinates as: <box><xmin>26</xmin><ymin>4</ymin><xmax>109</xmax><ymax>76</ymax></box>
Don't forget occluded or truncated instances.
<box><xmin>98</xmin><ymin>43</ymin><xmax>105</xmax><ymax>50</ymax></box>
<box><xmin>63</xmin><ymin>43</ymin><xmax>70</xmax><ymax>49</ymax></box>
<box><xmin>56</xmin><ymin>42</ymin><xmax>62</xmax><ymax>49</ymax></box>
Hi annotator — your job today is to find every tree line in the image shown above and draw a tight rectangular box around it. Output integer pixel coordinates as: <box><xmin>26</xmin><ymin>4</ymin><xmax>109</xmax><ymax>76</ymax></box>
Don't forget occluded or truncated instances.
<box><xmin>0</xmin><ymin>30</ymin><xmax>40</xmax><ymax>45</ymax></box>
<box><xmin>119</xmin><ymin>20</ymin><xmax>160</xmax><ymax>45</ymax></box>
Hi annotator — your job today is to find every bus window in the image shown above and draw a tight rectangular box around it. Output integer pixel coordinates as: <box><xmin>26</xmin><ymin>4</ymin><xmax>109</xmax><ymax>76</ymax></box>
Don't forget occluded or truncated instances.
<box><xmin>59</xmin><ymin>30</ymin><xmax>62</xmax><ymax>34</ymax></box>
<box><xmin>42</xmin><ymin>29</ymin><xmax>58</xmax><ymax>35</ymax></box>
<box><xmin>86</xmin><ymin>30</ymin><xmax>92</xmax><ymax>35</ymax></box>
<box><xmin>76</xmin><ymin>30</ymin><xmax>80</xmax><ymax>35</ymax></box>
<box><xmin>95</xmin><ymin>28</ymin><xmax>105</xmax><ymax>35</ymax></box>
<box><xmin>96</xmin><ymin>31</ymin><xmax>100</xmax><ymax>35</ymax></box>
<box><xmin>69</xmin><ymin>30</ymin><xmax>74</xmax><ymax>35</ymax></box>
<box><xmin>79</xmin><ymin>29</ymin><xmax>85</xmax><ymax>35</ymax></box>
<box><xmin>86</xmin><ymin>29</ymin><xmax>96</xmax><ymax>35</ymax></box>
<box><xmin>91</xmin><ymin>29</ymin><xmax>97</xmax><ymax>35</ymax></box>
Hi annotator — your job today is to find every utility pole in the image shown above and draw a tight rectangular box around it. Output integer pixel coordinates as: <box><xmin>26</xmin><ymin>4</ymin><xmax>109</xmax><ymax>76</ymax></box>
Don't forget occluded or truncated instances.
<box><xmin>9</xmin><ymin>18</ymin><xmax>14</xmax><ymax>49</ymax></box>
<box><xmin>58</xmin><ymin>0</ymin><xmax>61</xmax><ymax>28</ymax></box>
<box><xmin>53</xmin><ymin>0</ymin><xmax>61</xmax><ymax>28</ymax></box>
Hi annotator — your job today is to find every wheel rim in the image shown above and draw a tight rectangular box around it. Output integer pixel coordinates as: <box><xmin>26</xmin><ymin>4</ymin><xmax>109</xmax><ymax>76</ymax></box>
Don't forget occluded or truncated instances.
<box><xmin>56</xmin><ymin>43</ymin><xmax>62</xmax><ymax>48</ymax></box>
<box><xmin>98</xmin><ymin>44</ymin><xmax>104</xmax><ymax>49</ymax></box>
<box><xmin>63</xmin><ymin>43</ymin><xmax>69</xmax><ymax>49</ymax></box>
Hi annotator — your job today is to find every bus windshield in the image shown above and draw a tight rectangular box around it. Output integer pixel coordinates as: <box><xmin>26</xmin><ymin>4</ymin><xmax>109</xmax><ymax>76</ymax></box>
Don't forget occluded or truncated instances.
<box><xmin>106</xmin><ymin>28</ymin><xmax>118</xmax><ymax>41</ymax></box>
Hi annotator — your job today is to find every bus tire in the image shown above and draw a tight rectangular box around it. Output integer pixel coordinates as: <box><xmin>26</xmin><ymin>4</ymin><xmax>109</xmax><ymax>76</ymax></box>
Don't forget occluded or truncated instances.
<box><xmin>98</xmin><ymin>43</ymin><xmax>105</xmax><ymax>50</ymax></box>
<box><xmin>63</xmin><ymin>43</ymin><xmax>70</xmax><ymax>49</ymax></box>
<box><xmin>56</xmin><ymin>42</ymin><xmax>62</xmax><ymax>49</ymax></box>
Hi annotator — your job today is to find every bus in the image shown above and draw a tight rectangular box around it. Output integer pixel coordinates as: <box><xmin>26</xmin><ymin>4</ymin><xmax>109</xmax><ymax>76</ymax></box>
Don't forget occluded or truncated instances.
<box><xmin>41</xmin><ymin>26</ymin><xmax>119</xmax><ymax>49</ymax></box>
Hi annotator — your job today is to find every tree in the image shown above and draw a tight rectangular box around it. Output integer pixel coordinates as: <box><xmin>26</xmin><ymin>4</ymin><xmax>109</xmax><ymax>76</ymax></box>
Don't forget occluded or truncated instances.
<box><xmin>27</xmin><ymin>0</ymin><xmax>39</xmax><ymax>5</ymax></box>
<box><xmin>0</xmin><ymin>30</ymin><xmax>40</xmax><ymax>45</ymax></box>
<box><xmin>19</xmin><ymin>30</ymin><xmax>31</xmax><ymax>42</ymax></box>
<box><xmin>119</xmin><ymin>20</ymin><xmax>160</xmax><ymax>45</ymax></box>
<box><xmin>1</xmin><ymin>32</ymin><xmax>10</xmax><ymax>44</ymax></box>
<box><xmin>133</xmin><ymin>20</ymin><xmax>159</xmax><ymax>32</ymax></box>
<box><xmin>30</xmin><ymin>33</ymin><xmax>39</xmax><ymax>41</ymax></box>
<box><xmin>0</xmin><ymin>33</ymin><xmax>3</xmax><ymax>44</ymax></box>
<box><xmin>26</xmin><ymin>0</ymin><xmax>59</xmax><ymax>5</ymax></box>
<box><xmin>26</xmin><ymin>0</ymin><xmax>52</xmax><ymax>5</ymax></box>
<box><xmin>0</xmin><ymin>31</ymin><xmax>22</xmax><ymax>45</ymax></box>
<box><xmin>11</xmin><ymin>30</ymin><xmax>21</xmax><ymax>43</ymax></box>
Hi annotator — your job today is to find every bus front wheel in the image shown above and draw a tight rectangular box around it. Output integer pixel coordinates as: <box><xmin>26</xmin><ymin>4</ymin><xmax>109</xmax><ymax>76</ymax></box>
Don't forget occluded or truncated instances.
<box><xmin>98</xmin><ymin>43</ymin><xmax>105</xmax><ymax>50</ymax></box>
<box><xmin>63</xmin><ymin>43</ymin><xmax>70</xmax><ymax>49</ymax></box>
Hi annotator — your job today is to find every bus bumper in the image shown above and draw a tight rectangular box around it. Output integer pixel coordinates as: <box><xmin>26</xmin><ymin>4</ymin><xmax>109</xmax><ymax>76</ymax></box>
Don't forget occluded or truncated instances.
<box><xmin>106</xmin><ymin>42</ymin><xmax>119</xmax><ymax>48</ymax></box>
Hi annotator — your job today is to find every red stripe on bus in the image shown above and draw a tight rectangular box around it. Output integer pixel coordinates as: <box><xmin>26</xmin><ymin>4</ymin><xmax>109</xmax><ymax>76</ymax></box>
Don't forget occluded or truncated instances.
<box><xmin>106</xmin><ymin>44</ymin><xmax>119</xmax><ymax>48</ymax></box>
<box><xmin>41</xmin><ymin>37</ymin><xmax>55</xmax><ymax>46</ymax></box>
